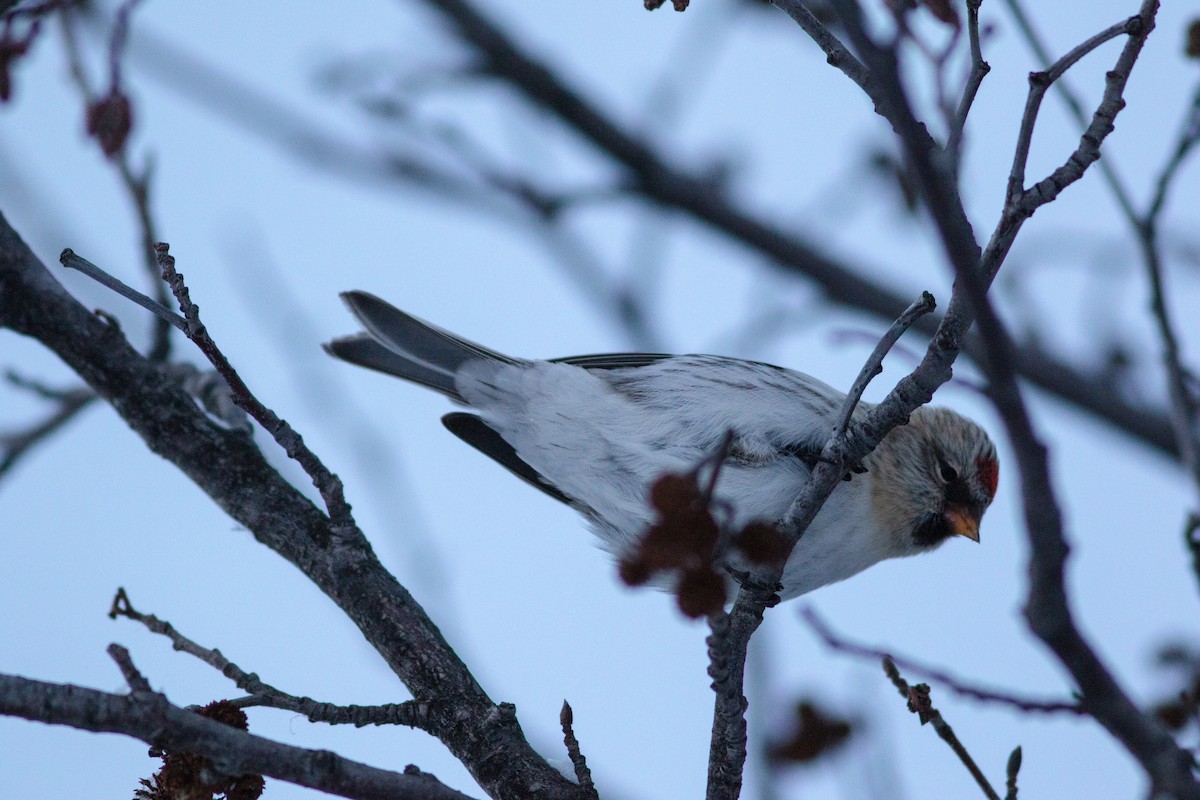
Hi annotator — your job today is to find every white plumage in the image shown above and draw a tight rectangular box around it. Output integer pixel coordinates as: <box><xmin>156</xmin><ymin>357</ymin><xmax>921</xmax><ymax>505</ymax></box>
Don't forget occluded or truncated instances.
<box><xmin>327</xmin><ymin>292</ymin><xmax>999</xmax><ymax>600</ymax></box>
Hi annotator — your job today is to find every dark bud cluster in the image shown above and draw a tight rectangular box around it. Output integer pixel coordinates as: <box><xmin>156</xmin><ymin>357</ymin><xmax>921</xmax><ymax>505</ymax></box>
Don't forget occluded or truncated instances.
<box><xmin>643</xmin><ymin>0</ymin><xmax>690</xmax><ymax>11</ymax></box>
<box><xmin>133</xmin><ymin>700</ymin><xmax>264</xmax><ymax>800</ymax></box>
<box><xmin>619</xmin><ymin>471</ymin><xmax>792</xmax><ymax>619</ymax></box>
<box><xmin>767</xmin><ymin>700</ymin><xmax>855</xmax><ymax>765</ymax></box>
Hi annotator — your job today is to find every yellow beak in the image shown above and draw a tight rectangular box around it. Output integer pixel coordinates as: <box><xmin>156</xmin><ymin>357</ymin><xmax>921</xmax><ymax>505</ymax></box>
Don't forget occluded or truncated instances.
<box><xmin>945</xmin><ymin>506</ymin><xmax>981</xmax><ymax>542</ymax></box>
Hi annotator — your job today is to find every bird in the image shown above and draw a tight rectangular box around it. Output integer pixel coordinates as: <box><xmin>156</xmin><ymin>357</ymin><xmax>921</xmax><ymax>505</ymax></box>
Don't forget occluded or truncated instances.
<box><xmin>325</xmin><ymin>291</ymin><xmax>998</xmax><ymax>601</ymax></box>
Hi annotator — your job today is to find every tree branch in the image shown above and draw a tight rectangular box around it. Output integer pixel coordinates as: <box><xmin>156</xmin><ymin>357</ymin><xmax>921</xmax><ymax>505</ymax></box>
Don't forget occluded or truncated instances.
<box><xmin>883</xmin><ymin>657</ymin><xmax>1000</xmax><ymax>800</ymax></box>
<box><xmin>0</xmin><ymin>672</ymin><xmax>477</xmax><ymax>800</ymax></box>
<box><xmin>383</xmin><ymin>0</ymin><xmax>1178</xmax><ymax>459</ymax></box>
<box><xmin>0</xmin><ymin>211</ymin><xmax>585</xmax><ymax>800</ymax></box>
<box><xmin>801</xmin><ymin>607</ymin><xmax>1083</xmax><ymax>715</ymax></box>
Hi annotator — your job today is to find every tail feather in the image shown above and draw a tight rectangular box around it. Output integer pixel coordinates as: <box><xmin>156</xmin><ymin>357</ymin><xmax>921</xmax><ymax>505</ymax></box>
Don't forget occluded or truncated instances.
<box><xmin>323</xmin><ymin>335</ymin><xmax>461</xmax><ymax>399</ymax></box>
<box><xmin>340</xmin><ymin>291</ymin><xmax>514</xmax><ymax>372</ymax></box>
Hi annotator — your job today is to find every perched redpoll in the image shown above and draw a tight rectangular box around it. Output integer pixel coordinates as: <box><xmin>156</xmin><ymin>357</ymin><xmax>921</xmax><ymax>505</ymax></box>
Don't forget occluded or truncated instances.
<box><xmin>326</xmin><ymin>292</ymin><xmax>999</xmax><ymax>600</ymax></box>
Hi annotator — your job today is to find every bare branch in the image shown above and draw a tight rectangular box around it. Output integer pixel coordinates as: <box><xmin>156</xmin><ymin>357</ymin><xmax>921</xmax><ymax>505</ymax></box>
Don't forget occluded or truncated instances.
<box><xmin>0</xmin><ymin>212</ymin><xmax>585</xmax><ymax>800</ymax></box>
<box><xmin>883</xmin><ymin>657</ymin><xmax>1000</xmax><ymax>800</ymax></box>
<box><xmin>947</xmin><ymin>0</ymin><xmax>990</xmax><ymax>162</ymax></box>
<box><xmin>833</xmin><ymin>291</ymin><xmax>936</xmax><ymax>437</ymax></box>
<box><xmin>108</xmin><ymin>588</ymin><xmax>437</xmax><ymax>730</ymax></box>
<box><xmin>1005</xmin><ymin>15</ymin><xmax>1143</xmax><ymax>205</ymax></box>
<box><xmin>0</xmin><ymin>672</ymin><xmax>478</xmax><ymax>800</ymax></box>
<box><xmin>801</xmin><ymin>607</ymin><xmax>1083</xmax><ymax>715</ymax></box>
<box><xmin>59</xmin><ymin>248</ymin><xmax>187</xmax><ymax>331</ymax></box>
<box><xmin>559</xmin><ymin>701</ymin><xmax>598</xmax><ymax>799</ymax></box>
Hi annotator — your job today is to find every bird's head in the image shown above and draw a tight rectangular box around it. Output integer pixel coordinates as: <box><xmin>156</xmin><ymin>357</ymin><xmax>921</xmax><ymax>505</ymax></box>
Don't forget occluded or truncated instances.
<box><xmin>868</xmin><ymin>406</ymin><xmax>999</xmax><ymax>553</ymax></box>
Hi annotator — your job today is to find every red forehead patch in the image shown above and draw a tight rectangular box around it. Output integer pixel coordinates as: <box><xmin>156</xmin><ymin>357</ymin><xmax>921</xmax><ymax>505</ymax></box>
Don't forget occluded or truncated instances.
<box><xmin>977</xmin><ymin>456</ymin><xmax>999</xmax><ymax>498</ymax></box>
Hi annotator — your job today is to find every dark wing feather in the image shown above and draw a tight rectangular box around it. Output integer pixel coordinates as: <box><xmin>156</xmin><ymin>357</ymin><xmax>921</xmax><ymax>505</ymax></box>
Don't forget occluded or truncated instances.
<box><xmin>442</xmin><ymin>412</ymin><xmax>577</xmax><ymax>507</ymax></box>
<box><xmin>552</xmin><ymin>353</ymin><xmax>674</xmax><ymax>370</ymax></box>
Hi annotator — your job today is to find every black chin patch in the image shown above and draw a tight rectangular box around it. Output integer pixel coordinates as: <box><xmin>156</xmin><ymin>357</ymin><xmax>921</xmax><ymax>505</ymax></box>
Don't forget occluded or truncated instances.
<box><xmin>912</xmin><ymin>512</ymin><xmax>954</xmax><ymax>547</ymax></box>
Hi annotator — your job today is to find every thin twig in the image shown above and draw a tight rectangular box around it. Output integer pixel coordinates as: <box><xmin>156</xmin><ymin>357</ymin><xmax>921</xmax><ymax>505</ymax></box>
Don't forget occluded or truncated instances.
<box><xmin>559</xmin><ymin>701</ymin><xmax>597</xmax><ymax>798</ymax></box>
<box><xmin>59</xmin><ymin>248</ymin><xmax>187</xmax><ymax>331</ymax></box>
<box><xmin>106</xmin><ymin>643</ymin><xmax>152</xmax><ymax>694</ymax></box>
<box><xmin>1137</xmin><ymin>82</ymin><xmax>1200</xmax><ymax>502</ymax></box>
<box><xmin>152</xmin><ymin>244</ymin><xmax>353</xmax><ymax>525</ymax></box>
<box><xmin>801</xmin><ymin>607</ymin><xmax>1083</xmax><ymax>715</ymax></box>
<box><xmin>1186</xmin><ymin>515</ymin><xmax>1200</xmax><ymax>602</ymax></box>
<box><xmin>0</xmin><ymin>383</ymin><xmax>93</xmax><ymax>479</ymax></box>
<box><xmin>883</xmin><ymin>657</ymin><xmax>1000</xmax><ymax>800</ymax></box>
<box><xmin>947</xmin><ymin>0</ymin><xmax>990</xmax><ymax>164</ymax></box>
<box><xmin>108</xmin><ymin>588</ymin><xmax>436</xmax><ymax>730</ymax></box>
<box><xmin>833</xmin><ymin>291</ymin><xmax>936</xmax><ymax>437</ymax></box>
<box><xmin>767</xmin><ymin>0</ymin><xmax>870</xmax><ymax>94</ymax></box>
<box><xmin>59</xmin><ymin>3</ymin><xmax>172</xmax><ymax>361</ymax></box>
<box><xmin>1005</xmin><ymin>15</ymin><xmax>1141</xmax><ymax>204</ymax></box>
<box><xmin>706</xmin><ymin>290</ymin><xmax>946</xmax><ymax>800</ymax></box>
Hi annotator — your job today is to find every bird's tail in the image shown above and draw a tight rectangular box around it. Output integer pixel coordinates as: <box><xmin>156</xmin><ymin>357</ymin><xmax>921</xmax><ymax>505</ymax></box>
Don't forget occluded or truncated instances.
<box><xmin>324</xmin><ymin>291</ymin><xmax>515</xmax><ymax>400</ymax></box>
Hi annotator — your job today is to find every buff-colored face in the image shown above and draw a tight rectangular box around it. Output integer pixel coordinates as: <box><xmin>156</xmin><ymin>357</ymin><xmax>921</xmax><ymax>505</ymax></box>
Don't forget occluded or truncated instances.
<box><xmin>868</xmin><ymin>406</ymin><xmax>999</xmax><ymax>551</ymax></box>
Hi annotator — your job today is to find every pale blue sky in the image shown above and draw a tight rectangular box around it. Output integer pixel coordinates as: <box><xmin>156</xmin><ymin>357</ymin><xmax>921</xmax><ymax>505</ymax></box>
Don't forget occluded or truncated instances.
<box><xmin>2</xmin><ymin>2</ymin><xmax>1198</xmax><ymax>798</ymax></box>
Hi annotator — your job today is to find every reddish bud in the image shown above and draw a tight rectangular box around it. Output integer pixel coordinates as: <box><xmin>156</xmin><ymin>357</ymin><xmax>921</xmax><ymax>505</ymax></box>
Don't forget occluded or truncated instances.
<box><xmin>921</xmin><ymin>0</ymin><xmax>960</xmax><ymax>26</ymax></box>
<box><xmin>86</xmin><ymin>90</ymin><xmax>134</xmax><ymax>157</ymax></box>
<box><xmin>1187</xmin><ymin>19</ymin><xmax>1200</xmax><ymax>59</ymax></box>
<box><xmin>767</xmin><ymin>700</ymin><xmax>854</xmax><ymax>764</ymax></box>
<box><xmin>734</xmin><ymin>521</ymin><xmax>790</xmax><ymax>567</ymax></box>
<box><xmin>649</xmin><ymin>473</ymin><xmax>701</xmax><ymax>515</ymax></box>
<box><xmin>618</xmin><ymin>555</ymin><xmax>653</xmax><ymax>587</ymax></box>
<box><xmin>675</xmin><ymin>567</ymin><xmax>726</xmax><ymax>618</ymax></box>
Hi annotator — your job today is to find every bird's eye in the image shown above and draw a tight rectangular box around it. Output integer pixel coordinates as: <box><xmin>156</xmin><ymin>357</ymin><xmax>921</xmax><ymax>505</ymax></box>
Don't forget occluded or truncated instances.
<box><xmin>938</xmin><ymin>459</ymin><xmax>958</xmax><ymax>483</ymax></box>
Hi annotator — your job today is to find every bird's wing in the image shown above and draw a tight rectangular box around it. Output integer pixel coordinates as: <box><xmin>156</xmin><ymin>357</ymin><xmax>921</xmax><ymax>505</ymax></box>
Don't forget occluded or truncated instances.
<box><xmin>552</xmin><ymin>353</ymin><xmax>675</xmax><ymax>370</ymax></box>
<box><xmin>442</xmin><ymin>412</ymin><xmax>578</xmax><ymax>507</ymax></box>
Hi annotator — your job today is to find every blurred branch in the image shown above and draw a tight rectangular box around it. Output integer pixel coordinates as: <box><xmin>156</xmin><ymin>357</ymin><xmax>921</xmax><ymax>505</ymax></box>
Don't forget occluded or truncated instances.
<box><xmin>947</xmin><ymin>0</ymin><xmax>990</xmax><ymax>165</ymax></box>
<box><xmin>0</xmin><ymin>211</ymin><xmax>587</xmax><ymax>799</ymax></box>
<box><xmin>59</xmin><ymin>1</ymin><xmax>172</xmax><ymax>362</ymax></box>
<box><xmin>0</xmin><ymin>373</ymin><xmax>93</xmax><ymax>479</ymax></box>
<box><xmin>0</xmin><ymin>671</ymin><xmax>478</xmax><ymax>800</ymax></box>
<box><xmin>801</xmin><ymin>607</ymin><xmax>1083</xmax><ymax>715</ymax></box>
<box><xmin>1137</xmin><ymin>83</ymin><xmax>1200</xmax><ymax>502</ymax></box>
<box><xmin>84</xmin><ymin>0</ymin><xmax>1182</xmax><ymax>457</ymax></box>
<box><xmin>1003</xmin><ymin>0</ymin><xmax>1200</xmax><ymax>497</ymax></box>
<box><xmin>883</xmin><ymin>657</ymin><xmax>1000</xmax><ymax>800</ymax></box>
<box><xmin>828</xmin><ymin>2</ymin><xmax>1200</xmax><ymax>796</ymax></box>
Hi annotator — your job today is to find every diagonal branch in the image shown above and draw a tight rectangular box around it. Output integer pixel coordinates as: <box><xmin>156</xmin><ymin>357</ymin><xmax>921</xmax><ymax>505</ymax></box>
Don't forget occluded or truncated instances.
<box><xmin>384</xmin><ymin>0</ymin><xmax>1174</xmax><ymax>459</ymax></box>
<box><xmin>0</xmin><ymin>211</ymin><xmax>585</xmax><ymax>800</ymax></box>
